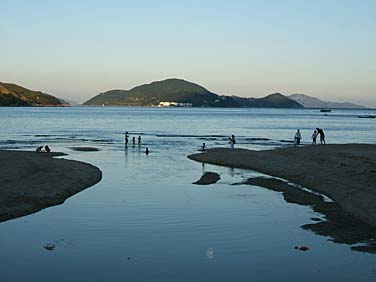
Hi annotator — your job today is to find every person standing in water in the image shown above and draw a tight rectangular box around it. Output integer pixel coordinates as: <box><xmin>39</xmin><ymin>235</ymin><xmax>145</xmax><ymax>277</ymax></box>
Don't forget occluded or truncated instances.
<box><xmin>311</xmin><ymin>129</ymin><xmax>318</xmax><ymax>145</ymax></box>
<box><xmin>132</xmin><ymin>136</ymin><xmax>136</xmax><ymax>145</ymax></box>
<box><xmin>145</xmin><ymin>148</ymin><xmax>150</xmax><ymax>155</ymax></box>
<box><xmin>230</xmin><ymin>135</ymin><xmax>236</xmax><ymax>149</ymax></box>
<box><xmin>202</xmin><ymin>142</ymin><xmax>206</xmax><ymax>152</ymax></box>
<box><xmin>125</xmin><ymin>131</ymin><xmax>129</xmax><ymax>146</ymax></box>
<box><xmin>138</xmin><ymin>135</ymin><xmax>141</xmax><ymax>145</ymax></box>
<box><xmin>294</xmin><ymin>129</ymin><xmax>301</xmax><ymax>147</ymax></box>
<box><xmin>316</xmin><ymin>128</ymin><xmax>326</xmax><ymax>144</ymax></box>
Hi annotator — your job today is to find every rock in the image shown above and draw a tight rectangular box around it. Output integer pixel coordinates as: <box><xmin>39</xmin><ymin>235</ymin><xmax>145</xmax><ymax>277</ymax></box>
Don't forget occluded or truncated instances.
<box><xmin>44</xmin><ymin>243</ymin><xmax>55</xmax><ymax>251</ymax></box>
<box><xmin>193</xmin><ymin>172</ymin><xmax>220</xmax><ymax>185</ymax></box>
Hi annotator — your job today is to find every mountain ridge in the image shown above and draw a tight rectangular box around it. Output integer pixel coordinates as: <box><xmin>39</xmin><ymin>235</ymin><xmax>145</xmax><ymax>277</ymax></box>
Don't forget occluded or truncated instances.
<box><xmin>0</xmin><ymin>82</ymin><xmax>68</xmax><ymax>107</ymax></box>
<box><xmin>83</xmin><ymin>78</ymin><xmax>303</xmax><ymax>108</ymax></box>
<box><xmin>289</xmin><ymin>94</ymin><xmax>365</xmax><ymax>109</ymax></box>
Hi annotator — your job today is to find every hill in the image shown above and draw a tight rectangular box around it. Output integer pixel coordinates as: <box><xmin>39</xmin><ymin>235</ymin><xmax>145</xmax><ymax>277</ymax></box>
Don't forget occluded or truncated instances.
<box><xmin>0</xmin><ymin>82</ymin><xmax>68</xmax><ymax>107</ymax></box>
<box><xmin>83</xmin><ymin>79</ymin><xmax>303</xmax><ymax>108</ymax></box>
<box><xmin>289</xmin><ymin>94</ymin><xmax>365</xmax><ymax>109</ymax></box>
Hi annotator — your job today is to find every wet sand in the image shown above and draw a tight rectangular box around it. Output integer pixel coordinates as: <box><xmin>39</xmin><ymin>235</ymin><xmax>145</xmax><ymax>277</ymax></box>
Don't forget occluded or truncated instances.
<box><xmin>188</xmin><ymin>144</ymin><xmax>376</xmax><ymax>228</ymax></box>
<box><xmin>0</xmin><ymin>150</ymin><xmax>102</xmax><ymax>222</ymax></box>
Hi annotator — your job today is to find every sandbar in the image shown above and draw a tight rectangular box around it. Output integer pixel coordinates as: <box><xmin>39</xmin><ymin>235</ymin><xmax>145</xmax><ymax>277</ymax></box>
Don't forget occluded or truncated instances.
<box><xmin>188</xmin><ymin>144</ymin><xmax>376</xmax><ymax>228</ymax></box>
<box><xmin>0</xmin><ymin>150</ymin><xmax>102</xmax><ymax>222</ymax></box>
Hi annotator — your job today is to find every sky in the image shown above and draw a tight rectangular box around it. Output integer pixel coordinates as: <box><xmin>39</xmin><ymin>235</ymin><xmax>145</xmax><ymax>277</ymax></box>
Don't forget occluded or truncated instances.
<box><xmin>1</xmin><ymin>0</ymin><xmax>375</xmax><ymax>106</ymax></box>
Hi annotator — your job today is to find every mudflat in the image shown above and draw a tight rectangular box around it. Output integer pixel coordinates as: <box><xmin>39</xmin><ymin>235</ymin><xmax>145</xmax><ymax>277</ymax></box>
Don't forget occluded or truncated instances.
<box><xmin>0</xmin><ymin>150</ymin><xmax>102</xmax><ymax>222</ymax></box>
<box><xmin>188</xmin><ymin>144</ymin><xmax>376</xmax><ymax>228</ymax></box>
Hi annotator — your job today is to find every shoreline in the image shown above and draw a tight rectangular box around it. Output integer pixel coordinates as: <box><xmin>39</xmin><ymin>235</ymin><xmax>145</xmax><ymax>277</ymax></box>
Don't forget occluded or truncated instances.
<box><xmin>0</xmin><ymin>150</ymin><xmax>102</xmax><ymax>222</ymax></box>
<box><xmin>188</xmin><ymin>144</ymin><xmax>376</xmax><ymax>228</ymax></box>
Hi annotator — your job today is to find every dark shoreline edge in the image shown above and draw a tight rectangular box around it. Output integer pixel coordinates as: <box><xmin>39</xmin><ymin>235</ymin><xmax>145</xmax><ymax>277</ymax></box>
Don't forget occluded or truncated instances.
<box><xmin>0</xmin><ymin>150</ymin><xmax>102</xmax><ymax>223</ymax></box>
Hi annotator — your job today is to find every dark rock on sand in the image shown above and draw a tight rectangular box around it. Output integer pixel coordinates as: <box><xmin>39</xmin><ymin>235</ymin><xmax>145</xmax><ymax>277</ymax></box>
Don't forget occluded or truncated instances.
<box><xmin>193</xmin><ymin>172</ymin><xmax>220</xmax><ymax>185</ymax></box>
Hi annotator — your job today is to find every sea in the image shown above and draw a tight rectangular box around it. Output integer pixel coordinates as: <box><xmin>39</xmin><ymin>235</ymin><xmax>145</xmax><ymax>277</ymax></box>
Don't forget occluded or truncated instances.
<box><xmin>0</xmin><ymin>107</ymin><xmax>375</xmax><ymax>282</ymax></box>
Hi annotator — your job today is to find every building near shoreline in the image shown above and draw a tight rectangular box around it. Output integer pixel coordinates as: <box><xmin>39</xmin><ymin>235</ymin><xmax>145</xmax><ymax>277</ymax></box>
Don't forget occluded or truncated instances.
<box><xmin>158</xmin><ymin>101</ymin><xmax>192</xmax><ymax>107</ymax></box>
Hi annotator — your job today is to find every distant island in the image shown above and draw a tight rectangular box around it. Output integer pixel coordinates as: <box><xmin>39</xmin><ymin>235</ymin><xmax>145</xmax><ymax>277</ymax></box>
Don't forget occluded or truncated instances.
<box><xmin>0</xmin><ymin>82</ymin><xmax>68</xmax><ymax>107</ymax></box>
<box><xmin>1</xmin><ymin>79</ymin><xmax>368</xmax><ymax>109</ymax></box>
<box><xmin>289</xmin><ymin>94</ymin><xmax>365</xmax><ymax>109</ymax></box>
<box><xmin>83</xmin><ymin>78</ymin><xmax>303</xmax><ymax>108</ymax></box>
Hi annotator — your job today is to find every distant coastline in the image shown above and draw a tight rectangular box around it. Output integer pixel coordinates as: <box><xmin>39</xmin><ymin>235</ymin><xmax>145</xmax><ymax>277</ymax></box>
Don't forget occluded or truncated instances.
<box><xmin>1</xmin><ymin>79</ymin><xmax>370</xmax><ymax>109</ymax></box>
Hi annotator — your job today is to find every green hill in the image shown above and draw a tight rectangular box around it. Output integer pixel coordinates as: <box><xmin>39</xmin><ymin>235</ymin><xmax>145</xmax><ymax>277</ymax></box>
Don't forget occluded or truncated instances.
<box><xmin>83</xmin><ymin>78</ymin><xmax>303</xmax><ymax>108</ymax></box>
<box><xmin>0</xmin><ymin>82</ymin><xmax>68</xmax><ymax>107</ymax></box>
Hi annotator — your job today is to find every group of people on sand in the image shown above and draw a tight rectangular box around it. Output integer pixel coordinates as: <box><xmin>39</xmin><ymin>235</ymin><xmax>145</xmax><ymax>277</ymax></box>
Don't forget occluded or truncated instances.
<box><xmin>294</xmin><ymin>128</ymin><xmax>326</xmax><ymax>147</ymax></box>
<box><xmin>36</xmin><ymin>145</ymin><xmax>51</xmax><ymax>153</ymax></box>
<box><xmin>124</xmin><ymin>131</ymin><xmax>149</xmax><ymax>155</ymax></box>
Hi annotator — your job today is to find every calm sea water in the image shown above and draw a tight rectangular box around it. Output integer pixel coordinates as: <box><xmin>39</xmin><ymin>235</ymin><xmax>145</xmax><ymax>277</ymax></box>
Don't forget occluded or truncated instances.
<box><xmin>0</xmin><ymin>107</ymin><xmax>375</xmax><ymax>282</ymax></box>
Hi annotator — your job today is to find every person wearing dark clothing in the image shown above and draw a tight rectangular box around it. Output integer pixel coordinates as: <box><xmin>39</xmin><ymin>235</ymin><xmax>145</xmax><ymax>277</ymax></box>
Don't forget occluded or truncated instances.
<box><xmin>132</xmin><ymin>136</ymin><xmax>136</xmax><ymax>145</ymax></box>
<box><xmin>145</xmin><ymin>148</ymin><xmax>150</xmax><ymax>155</ymax></box>
<box><xmin>125</xmin><ymin>131</ymin><xmax>129</xmax><ymax>145</ymax></box>
<box><xmin>36</xmin><ymin>146</ymin><xmax>43</xmax><ymax>153</ymax></box>
<box><xmin>45</xmin><ymin>145</ymin><xmax>50</xmax><ymax>153</ymax></box>
<box><xmin>138</xmin><ymin>136</ymin><xmax>141</xmax><ymax>145</ymax></box>
<box><xmin>230</xmin><ymin>135</ymin><xmax>236</xmax><ymax>149</ymax></box>
<box><xmin>311</xmin><ymin>129</ymin><xmax>318</xmax><ymax>145</ymax></box>
<box><xmin>316</xmin><ymin>128</ymin><xmax>326</xmax><ymax>144</ymax></box>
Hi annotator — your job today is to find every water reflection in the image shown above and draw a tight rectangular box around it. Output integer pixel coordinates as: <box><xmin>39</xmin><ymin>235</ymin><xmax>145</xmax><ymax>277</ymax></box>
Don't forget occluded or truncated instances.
<box><xmin>241</xmin><ymin>177</ymin><xmax>376</xmax><ymax>254</ymax></box>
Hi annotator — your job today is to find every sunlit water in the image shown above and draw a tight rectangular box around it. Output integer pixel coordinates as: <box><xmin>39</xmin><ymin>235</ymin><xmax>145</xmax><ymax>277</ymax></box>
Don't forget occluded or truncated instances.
<box><xmin>0</xmin><ymin>107</ymin><xmax>376</xmax><ymax>282</ymax></box>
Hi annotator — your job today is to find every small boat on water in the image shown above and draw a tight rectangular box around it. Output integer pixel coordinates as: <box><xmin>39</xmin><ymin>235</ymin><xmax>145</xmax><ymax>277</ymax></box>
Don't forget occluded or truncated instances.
<box><xmin>358</xmin><ymin>114</ymin><xmax>376</xmax><ymax>119</ymax></box>
<box><xmin>320</xmin><ymin>108</ymin><xmax>331</xmax><ymax>113</ymax></box>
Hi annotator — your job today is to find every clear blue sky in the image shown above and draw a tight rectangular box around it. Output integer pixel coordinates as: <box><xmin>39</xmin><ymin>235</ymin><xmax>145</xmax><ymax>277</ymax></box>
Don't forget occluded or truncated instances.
<box><xmin>1</xmin><ymin>0</ymin><xmax>375</xmax><ymax>105</ymax></box>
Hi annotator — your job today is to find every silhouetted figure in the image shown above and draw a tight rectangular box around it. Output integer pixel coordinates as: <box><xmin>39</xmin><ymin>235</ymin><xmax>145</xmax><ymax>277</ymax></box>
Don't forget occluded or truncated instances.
<box><xmin>316</xmin><ymin>128</ymin><xmax>326</xmax><ymax>144</ymax></box>
<box><xmin>230</xmin><ymin>135</ymin><xmax>236</xmax><ymax>149</ymax></box>
<box><xmin>132</xmin><ymin>136</ymin><xmax>136</xmax><ymax>145</ymax></box>
<box><xmin>138</xmin><ymin>135</ymin><xmax>141</xmax><ymax>145</ymax></box>
<box><xmin>45</xmin><ymin>145</ymin><xmax>51</xmax><ymax>153</ymax></box>
<box><xmin>125</xmin><ymin>131</ymin><xmax>129</xmax><ymax>145</ymax></box>
<box><xmin>294</xmin><ymin>129</ymin><xmax>301</xmax><ymax>147</ymax></box>
<box><xmin>202</xmin><ymin>142</ymin><xmax>206</xmax><ymax>152</ymax></box>
<box><xmin>36</xmin><ymin>146</ymin><xmax>43</xmax><ymax>153</ymax></box>
<box><xmin>145</xmin><ymin>148</ymin><xmax>150</xmax><ymax>155</ymax></box>
<box><xmin>311</xmin><ymin>129</ymin><xmax>318</xmax><ymax>145</ymax></box>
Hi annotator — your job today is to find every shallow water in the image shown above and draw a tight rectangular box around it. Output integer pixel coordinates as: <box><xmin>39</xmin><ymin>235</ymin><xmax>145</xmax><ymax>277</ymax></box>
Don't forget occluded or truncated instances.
<box><xmin>1</xmin><ymin>107</ymin><xmax>376</xmax><ymax>281</ymax></box>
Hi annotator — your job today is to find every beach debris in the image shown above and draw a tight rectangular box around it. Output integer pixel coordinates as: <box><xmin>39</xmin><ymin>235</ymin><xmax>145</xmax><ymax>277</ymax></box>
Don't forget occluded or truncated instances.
<box><xmin>44</xmin><ymin>243</ymin><xmax>56</xmax><ymax>251</ymax></box>
<box><xmin>206</xmin><ymin>248</ymin><xmax>214</xmax><ymax>259</ymax></box>
<box><xmin>294</xmin><ymin>245</ymin><xmax>310</xmax><ymax>251</ymax></box>
<box><xmin>69</xmin><ymin>147</ymin><xmax>100</xmax><ymax>152</ymax></box>
<box><xmin>193</xmin><ymin>172</ymin><xmax>220</xmax><ymax>185</ymax></box>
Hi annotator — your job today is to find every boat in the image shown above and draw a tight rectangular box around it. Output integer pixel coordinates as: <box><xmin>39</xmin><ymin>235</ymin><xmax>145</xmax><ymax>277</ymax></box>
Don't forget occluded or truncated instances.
<box><xmin>320</xmin><ymin>108</ymin><xmax>331</xmax><ymax>113</ymax></box>
<box><xmin>358</xmin><ymin>114</ymin><xmax>376</xmax><ymax>119</ymax></box>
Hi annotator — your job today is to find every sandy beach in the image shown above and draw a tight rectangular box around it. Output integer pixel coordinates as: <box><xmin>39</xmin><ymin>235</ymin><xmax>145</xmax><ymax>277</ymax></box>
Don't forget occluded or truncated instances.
<box><xmin>188</xmin><ymin>144</ymin><xmax>376</xmax><ymax>228</ymax></box>
<box><xmin>0</xmin><ymin>150</ymin><xmax>102</xmax><ymax>222</ymax></box>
